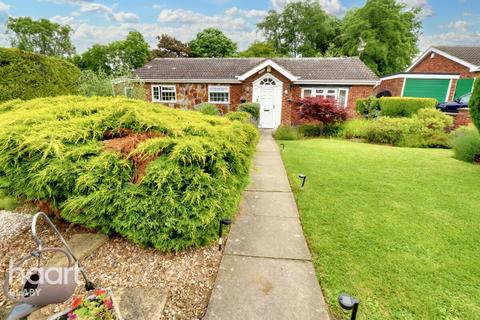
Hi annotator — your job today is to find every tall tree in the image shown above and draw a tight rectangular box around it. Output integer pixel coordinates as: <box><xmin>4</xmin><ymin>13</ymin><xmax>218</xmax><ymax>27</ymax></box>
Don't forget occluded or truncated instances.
<box><xmin>72</xmin><ymin>44</ymin><xmax>111</xmax><ymax>73</ymax></box>
<box><xmin>108</xmin><ymin>31</ymin><xmax>150</xmax><ymax>71</ymax></box>
<box><xmin>6</xmin><ymin>16</ymin><xmax>75</xmax><ymax>57</ymax></box>
<box><xmin>257</xmin><ymin>1</ymin><xmax>339</xmax><ymax>57</ymax></box>
<box><xmin>189</xmin><ymin>28</ymin><xmax>237</xmax><ymax>58</ymax></box>
<box><xmin>239</xmin><ymin>41</ymin><xmax>279</xmax><ymax>58</ymax></box>
<box><xmin>74</xmin><ymin>31</ymin><xmax>150</xmax><ymax>74</ymax></box>
<box><xmin>151</xmin><ymin>34</ymin><xmax>190</xmax><ymax>58</ymax></box>
<box><xmin>339</xmin><ymin>0</ymin><xmax>421</xmax><ymax>76</ymax></box>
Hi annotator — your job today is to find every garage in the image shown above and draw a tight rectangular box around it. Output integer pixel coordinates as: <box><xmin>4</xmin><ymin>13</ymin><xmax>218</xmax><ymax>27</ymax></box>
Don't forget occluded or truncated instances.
<box><xmin>454</xmin><ymin>78</ymin><xmax>475</xmax><ymax>99</ymax></box>
<box><xmin>402</xmin><ymin>78</ymin><xmax>451</xmax><ymax>102</ymax></box>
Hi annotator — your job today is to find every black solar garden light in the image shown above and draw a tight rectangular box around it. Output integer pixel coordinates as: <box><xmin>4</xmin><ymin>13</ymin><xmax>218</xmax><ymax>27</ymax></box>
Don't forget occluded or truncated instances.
<box><xmin>280</xmin><ymin>143</ymin><xmax>285</xmax><ymax>150</ymax></box>
<box><xmin>298</xmin><ymin>174</ymin><xmax>306</xmax><ymax>188</ymax></box>
<box><xmin>218</xmin><ymin>218</ymin><xmax>232</xmax><ymax>251</ymax></box>
<box><xmin>338</xmin><ymin>293</ymin><xmax>359</xmax><ymax>320</ymax></box>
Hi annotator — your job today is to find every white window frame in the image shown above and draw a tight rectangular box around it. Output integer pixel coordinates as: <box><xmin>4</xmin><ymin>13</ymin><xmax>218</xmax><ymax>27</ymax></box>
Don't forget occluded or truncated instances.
<box><xmin>124</xmin><ymin>86</ymin><xmax>133</xmax><ymax>98</ymax></box>
<box><xmin>301</xmin><ymin>87</ymin><xmax>349</xmax><ymax>108</ymax></box>
<box><xmin>151</xmin><ymin>85</ymin><xmax>177</xmax><ymax>103</ymax></box>
<box><xmin>208</xmin><ymin>85</ymin><xmax>230</xmax><ymax>104</ymax></box>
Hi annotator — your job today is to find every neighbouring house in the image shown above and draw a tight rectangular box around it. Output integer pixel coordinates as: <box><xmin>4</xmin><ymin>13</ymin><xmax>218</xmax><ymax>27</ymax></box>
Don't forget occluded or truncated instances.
<box><xmin>376</xmin><ymin>46</ymin><xmax>480</xmax><ymax>102</ymax></box>
<box><xmin>127</xmin><ymin>58</ymin><xmax>378</xmax><ymax>128</ymax></box>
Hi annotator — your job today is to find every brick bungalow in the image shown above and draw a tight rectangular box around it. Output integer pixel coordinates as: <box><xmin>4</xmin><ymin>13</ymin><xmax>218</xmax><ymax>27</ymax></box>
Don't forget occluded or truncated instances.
<box><xmin>130</xmin><ymin>58</ymin><xmax>378</xmax><ymax>128</ymax></box>
<box><xmin>376</xmin><ymin>46</ymin><xmax>480</xmax><ymax>102</ymax></box>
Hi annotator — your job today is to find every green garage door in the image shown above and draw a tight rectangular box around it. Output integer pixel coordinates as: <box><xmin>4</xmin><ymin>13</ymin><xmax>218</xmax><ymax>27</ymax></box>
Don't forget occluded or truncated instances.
<box><xmin>403</xmin><ymin>78</ymin><xmax>450</xmax><ymax>102</ymax></box>
<box><xmin>454</xmin><ymin>78</ymin><xmax>474</xmax><ymax>99</ymax></box>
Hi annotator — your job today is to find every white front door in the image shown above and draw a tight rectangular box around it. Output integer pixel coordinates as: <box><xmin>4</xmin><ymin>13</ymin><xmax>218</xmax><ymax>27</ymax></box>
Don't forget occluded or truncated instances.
<box><xmin>253</xmin><ymin>74</ymin><xmax>283</xmax><ymax>129</ymax></box>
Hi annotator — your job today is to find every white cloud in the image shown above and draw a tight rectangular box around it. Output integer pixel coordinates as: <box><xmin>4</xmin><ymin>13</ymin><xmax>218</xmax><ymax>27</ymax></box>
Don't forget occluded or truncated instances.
<box><xmin>0</xmin><ymin>1</ymin><xmax>10</xmax><ymax>12</ymax></box>
<box><xmin>270</xmin><ymin>0</ymin><xmax>345</xmax><ymax>15</ymax></box>
<box><xmin>397</xmin><ymin>0</ymin><xmax>433</xmax><ymax>18</ymax></box>
<box><xmin>419</xmin><ymin>31</ymin><xmax>480</xmax><ymax>50</ymax></box>
<box><xmin>49</xmin><ymin>5</ymin><xmax>267</xmax><ymax>53</ymax></box>
<box><xmin>440</xmin><ymin>20</ymin><xmax>471</xmax><ymax>32</ymax></box>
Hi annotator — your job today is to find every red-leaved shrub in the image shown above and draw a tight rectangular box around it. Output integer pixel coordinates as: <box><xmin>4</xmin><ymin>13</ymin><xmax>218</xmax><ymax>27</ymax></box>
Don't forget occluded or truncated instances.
<box><xmin>295</xmin><ymin>97</ymin><xmax>348</xmax><ymax>124</ymax></box>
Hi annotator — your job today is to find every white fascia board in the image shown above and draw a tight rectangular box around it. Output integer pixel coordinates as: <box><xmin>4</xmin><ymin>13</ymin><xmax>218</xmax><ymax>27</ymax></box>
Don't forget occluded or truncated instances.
<box><xmin>127</xmin><ymin>78</ymin><xmax>241</xmax><ymax>84</ymax></box>
<box><xmin>236</xmin><ymin>59</ymin><xmax>299</xmax><ymax>81</ymax></box>
<box><xmin>407</xmin><ymin>47</ymin><xmax>479</xmax><ymax>72</ymax></box>
<box><xmin>381</xmin><ymin>73</ymin><xmax>460</xmax><ymax>81</ymax></box>
<box><xmin>294</xmin><ymin>80</ymin><xmax>378</xmax><ymax>85</ymax></box>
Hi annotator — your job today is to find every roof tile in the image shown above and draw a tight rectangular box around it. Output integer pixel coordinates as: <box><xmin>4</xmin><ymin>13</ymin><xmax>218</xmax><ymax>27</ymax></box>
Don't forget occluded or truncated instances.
<box><xmin>133</xmin><ymin>57</ymin><xmax>379</xmax><ymax>82</ymax></box>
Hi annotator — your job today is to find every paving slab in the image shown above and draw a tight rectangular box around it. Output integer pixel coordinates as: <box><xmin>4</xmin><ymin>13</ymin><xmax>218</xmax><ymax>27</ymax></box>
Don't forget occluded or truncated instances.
<box><xmin>253</xmin><ymin>152</ymin><xmax>284</xmax><ymax>167</ymax></box>
<box><xmin>47</xmin><ymin>233</ymin><xmax>108</xmax><ymax>267</ymax></box>
<box><xmin>240</xmin><ymin>191</ymin><xmax>299</xmax><ymax>218</ymax></box>
<box><xmin>247</xmin><ymin>174</ymin><xmax>291</xmax><ymax>192</ymax></box>
<box><xmin>256</xmin><ymin>141</ymin><xmax>278</xmax><ymax>152</ymax></box>
<box><xmin>251</xmin><ymin>163</ymin><xmax>288</xmax><ymax>177</ymax></box>
<box><xmin>206</xmin><ymin>130</ymin><xmax>329</xmax><ymax>320</ymax></box>
<box><xmin>225</xmin><ymin>215</ymin><xmax>311</xmax><ymax>260</ymax></box>
<box><xmin>204</xmin><ymin>255</ymin><xmax>329</xmax><ymax>320</ymax></box>
<box><xmin>112</xmin><ymin>287</ymin><xmax>167</xmax><ymax>320</ymax></box>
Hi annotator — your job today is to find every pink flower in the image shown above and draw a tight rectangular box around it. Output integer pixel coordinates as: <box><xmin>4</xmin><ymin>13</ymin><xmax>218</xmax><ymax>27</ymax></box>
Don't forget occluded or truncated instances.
<box><xmin>68</xmin><ymin>313</ymin><xmax>78</xmax><ymax>320</ymax></box>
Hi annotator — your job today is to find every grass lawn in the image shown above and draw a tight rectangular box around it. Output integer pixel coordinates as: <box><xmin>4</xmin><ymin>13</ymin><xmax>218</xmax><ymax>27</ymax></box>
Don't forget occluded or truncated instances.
<box><xmin>280</xmin><ymin>138</ymin><xmax>480</xmax><ymax>320</ymax></box>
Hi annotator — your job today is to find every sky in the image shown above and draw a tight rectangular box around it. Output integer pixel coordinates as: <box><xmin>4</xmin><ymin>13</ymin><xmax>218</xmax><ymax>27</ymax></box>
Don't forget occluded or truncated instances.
<box><xmin>0</xmin><ymin>0</ymin><xmax>479</xmax><ymax>54</ymax></box>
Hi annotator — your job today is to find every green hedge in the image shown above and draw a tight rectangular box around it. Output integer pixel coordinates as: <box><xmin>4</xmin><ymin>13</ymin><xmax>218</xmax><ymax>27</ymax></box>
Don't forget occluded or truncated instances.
<box><xmin>0</xmin><ymin>96</ymin><xmax>258</xmax><ymax>251</ymax></box>
<box><xmin>238</xmin><ymin>103</ymin><xmax>260</xmax><ymax>120</ymax></box>
<box><xmin>379</xmin><ymin>97</ymin><xmax>437</xmax><ymax>117</ymax></box>
<box><xmin>0</xmin><ymin>48</ymin><xmax>81</xmax><ymax>102</ymax></box>
<box><xmin>364</xmin><ymin>108</ymin><xmax>452</xmax><ymax>148</ymax></box>
<box><xmin>450</xmin><ymin>126</ymin><xmax>480</xmax><ymax>163</ymax></box>
<box><xmin>356</xmin><ymin>97</ymin><xmax>381</xmax><ymax>119</ymax></box>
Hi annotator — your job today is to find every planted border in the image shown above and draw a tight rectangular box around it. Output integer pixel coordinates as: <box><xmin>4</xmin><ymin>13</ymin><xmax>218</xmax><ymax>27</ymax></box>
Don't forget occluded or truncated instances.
<box><xmin>0</xmin><ymin>96</ymin><xmax>258</xmax><ymax>251</ymax></box>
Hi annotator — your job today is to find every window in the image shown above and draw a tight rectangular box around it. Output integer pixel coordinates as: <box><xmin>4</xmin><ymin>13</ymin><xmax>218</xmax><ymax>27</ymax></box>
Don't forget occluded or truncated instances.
<box><xmin>124</xmin><ymin>87</ymin><xmax>134</xmax><ymax>98</ymax></box>
<box><xmin>301</xmin><ymin>87</ymin><xmax>349</xmax><ymax>108</ymax></box>
<box><xmin>259</xmin><ymin>77</ymin><xmax>277</xmax><ymax>85</ymax></box>
<box><xmin>209</xmin><ymin>86</ymin><xmax>230</xmax><ymax>104</ymax></box>
<box><xmin>152</xmin><ymin>85</ymin><xmax>176</xmax><ymax>102</ymax></box>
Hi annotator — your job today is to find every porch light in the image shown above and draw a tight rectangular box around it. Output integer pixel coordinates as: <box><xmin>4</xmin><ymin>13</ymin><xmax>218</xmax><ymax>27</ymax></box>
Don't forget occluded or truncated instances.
<box><xmin>218</xmin><ymin>218</ymin><xmax>232</xmax><ymax>251</ymax></box>
<box><xmin>338</xmin><ymin>293</ymin><xmax>359</xmax><ymax>320</ymax></box>
<box><xmin>298</xmin><ymin>174</ymin><xmax>306</xmax><ymax>188</ymax></box>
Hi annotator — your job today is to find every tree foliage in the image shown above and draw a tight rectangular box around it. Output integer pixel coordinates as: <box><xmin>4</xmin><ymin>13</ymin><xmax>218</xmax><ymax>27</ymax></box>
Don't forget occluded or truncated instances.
<box><xmin>73</xmin><ymin>31</ymin><xmax>150</xmax><ymax>74</ymax></box>
<box><xmin>469</xmin><ymin>78</ymin><xmax>480</xmax><ymax>131</ymax></box>
<box><xmin>0</xmin><ymin>48</ymin><xmax>80</xmax><ymax>102</ymax></box>
<box><xmin>257</xmin><ymin>1</ymin><xmax>339</xmax><ymax>57</ymax></box>
<box><xmin>238</xmin><ymin>41</ymin><xmax>278</xmax><ymax>58</ymax></box>
<box><xmin>6</xmin><ymin>16</ymin><xmax>75</xmax><ymax>57</ymax></box>
<box><xmin>295</xmin><ymin>97</ymin><xmax>348</xmax><ymax>124</ymax></box>
<box><xmin>189</xmin><ymin>28</ymin><xmax>237</xmax><ymax>57</ymax></box>
<box><xmin>151</xmin><ymin>34</ymin><xmax>190</xmax><ymax>58</ymax></box>
<box><xmin>339</xmin><ymin>0</ymin><xmax>421</xmax><ymax>76</ymax></box>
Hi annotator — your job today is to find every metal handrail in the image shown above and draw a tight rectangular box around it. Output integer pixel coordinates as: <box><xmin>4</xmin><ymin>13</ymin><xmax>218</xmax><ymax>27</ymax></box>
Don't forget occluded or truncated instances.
<box><xmin>31</xmin><ymin>212</ymin><xmax>95</xmax><ymax>291</ymax></box>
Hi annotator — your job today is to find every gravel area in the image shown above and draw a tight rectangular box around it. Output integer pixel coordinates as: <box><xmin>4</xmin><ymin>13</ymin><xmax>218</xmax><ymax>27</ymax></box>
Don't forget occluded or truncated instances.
<box><xmin>0</xmin><ymin>210</ymin><xmax>32</xmax><ymax>241</ymax></box>
<box><xmin>0</xmin><ymin>218</ymin><xmax>223</xmax><ymax>319</ymax></box>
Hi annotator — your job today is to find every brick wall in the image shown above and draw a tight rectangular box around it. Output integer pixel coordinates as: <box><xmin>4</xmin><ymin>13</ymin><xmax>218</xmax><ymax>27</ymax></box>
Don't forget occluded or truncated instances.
<box><xmin>347</xmin><ymin>85</ymin><xmax>376</xmax><ymax>111</ymax></box>
<box><xmin>447</xmin><ymin>79</ymin><xmax>457</xmax><ymax>101</ymax></box>
<box><xmin>374</xmin><ymin>78</ymin><xmax>404</xmax><ymax>97</ymax></box>
<box><xmin>411</xmin><ymin>53</ymin><xmax>479</xmax><ymax>78</ymax></box>
<box><xmin>452</xmin><ymin>108</ymin><xmax>472</xmax><ymax>128</ymax></box>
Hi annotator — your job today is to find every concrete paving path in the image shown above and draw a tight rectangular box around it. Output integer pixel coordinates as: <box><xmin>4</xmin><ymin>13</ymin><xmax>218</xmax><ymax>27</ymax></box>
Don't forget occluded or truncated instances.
<box><xmin>205</xmin><ymin>130</ymin><xmax>330</xmax><ymax>320</ymax></box>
